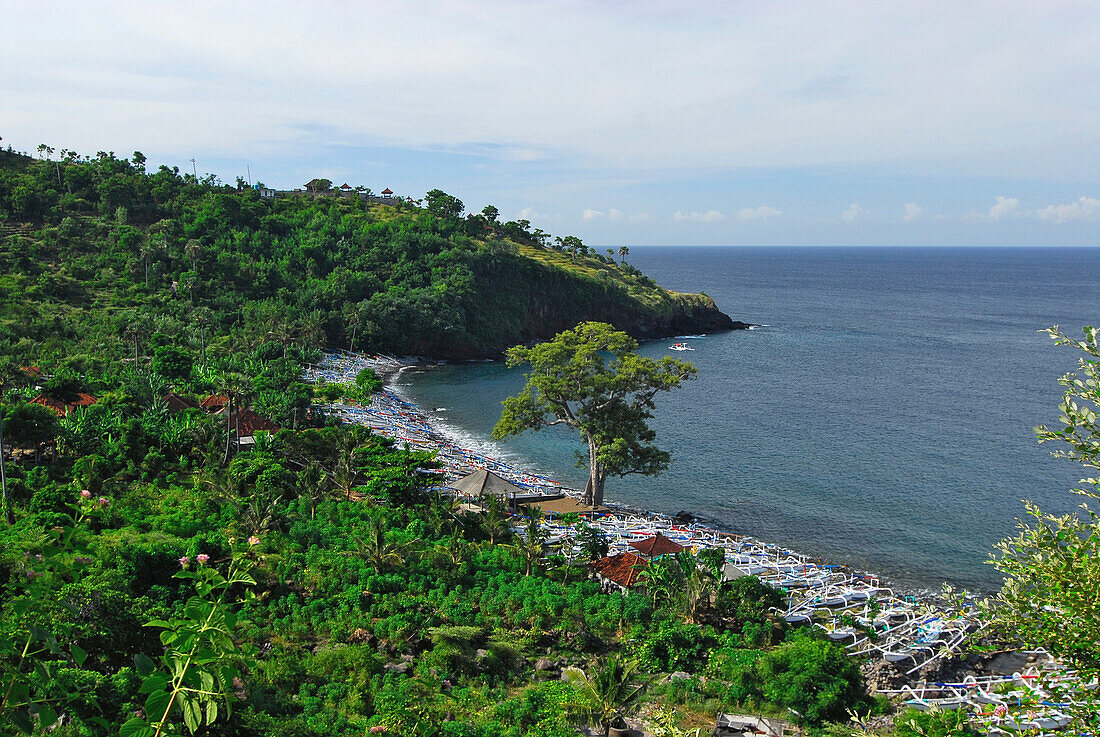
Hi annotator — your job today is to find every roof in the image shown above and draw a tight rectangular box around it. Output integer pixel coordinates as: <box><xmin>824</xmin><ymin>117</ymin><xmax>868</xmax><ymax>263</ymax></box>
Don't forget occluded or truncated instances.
<box><xmin>447</xmin><ymin>468</ymin><xmax>526</xmax><ymax>498</ymax></box>
<box><xmin>220</xmin><ymin>407</ymin><xmax>280</xmax><ymax>436</ymax></box>
<box><xmin>200</xmin><ymin>394</ymin><xmax>229</xmax><ymax>409</ymax></box>
<box><xmin>30</xmin><ymin>393</ymin><xmax>98</xmax><ymax>416</ymax></box>
<box><xmin>522</xmin><ymin>496</ymin><xmax>607</xmax><ymax>516</ymax></box>
<box><xmin>590</xmin><ymin>552</ymin><xmax>648</xmax><ymax>588</ymax></box>
<box><xmin>339</xmin><ymin>183</ymin><xmax>352</xmax><ymax>189</ymax></box>
<box><xmin>381</xmin><ymin>187</ymin><xmax>393</xmax><ymax>195</ymax></box>
<box><xmin>20</xmin><ymin>366</ymin><xmax>43</xmax><ymax>379</ymax></box>
<box><xmin>163</xmin><ymin>392</ymin><xmax>198</xmax><ymax>413</ymax></box>
<box><xmin>629</xmin><ymin>532</ymin><xmax>685</xmax><ymax>558</ymax></box>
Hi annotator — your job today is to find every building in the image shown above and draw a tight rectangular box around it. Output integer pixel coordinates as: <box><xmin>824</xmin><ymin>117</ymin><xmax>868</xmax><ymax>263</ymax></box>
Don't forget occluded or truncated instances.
<box><xmin>589</xmin><ymin>552</ymin><xmax>648</xmax><ymax>592</ymax></box>
<box><xmin>30</xmin><ymin>393</ymin><xmax>98</xmax><ymax>416</ymax></box>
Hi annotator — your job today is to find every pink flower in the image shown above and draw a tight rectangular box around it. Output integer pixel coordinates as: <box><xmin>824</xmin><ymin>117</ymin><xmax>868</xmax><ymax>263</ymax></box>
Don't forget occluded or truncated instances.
<box><xmin>80</xmin><ymin>490</ymin><xmax>92</xmax><ymax>499</ymax></box>
<box><xmin>993</xmin><ymin>704</ymin><xmax>1007</xmax><ymax>718</ymax></box>
<box><xmin>97</xmin><ymin>497</ymin><xmax>110</xmax><ymax>508</ymax></box>
<box><xmin>196</xmin><ymin>554</ymin><xmax>210</xmax><ymax>565</ymax></box>
<box><xmin>179</xmin><ymin>556</ymin><xmax>191</xmax><ymax>568</ymax></box>
<box><xmin>370</xmin><ymin>727</ymin><xmax>386</xmax><ymax>734</ymax></box>
<box><xmin>248</xmin><ymin>536</ymin><xmax>260</xmax><ymax>546</ymax></box>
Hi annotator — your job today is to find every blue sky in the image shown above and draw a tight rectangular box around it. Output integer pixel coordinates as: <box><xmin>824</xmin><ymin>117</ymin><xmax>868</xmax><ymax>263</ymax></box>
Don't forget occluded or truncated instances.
<box><xmin>3</xmin><ymin>1</ymin><xmax>1099</xmax><ymax>245</ymax></box>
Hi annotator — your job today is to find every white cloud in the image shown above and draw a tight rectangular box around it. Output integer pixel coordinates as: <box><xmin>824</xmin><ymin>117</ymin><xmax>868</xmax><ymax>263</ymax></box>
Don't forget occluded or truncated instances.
<box><xmin>516</xmin><ymin>206</ymin><xmax>559</xmax><ymax>222</ymax></box>
<box><xmin>674</xmin><ymin>210</ymin><xmax>725</xmax><ymax>223</ymax></box>
<box><xmin>988</xmin><ymin>196</ymin><xmax>1020</xmax><ymax>220</ymax></box>
<box><xmin>1037</xmin><ymin>196</ymin><xmax>1100</xmax><ymax>224</ymax></box>
<box><xmin>902</xmin><ymin>203</ymin><xmax>923</xmax><ymax>221</ymax></box>
<box><xmin>582</xmin><ymin>208</ymin><xmax>605</xmax><ymax>221</ymax></box>
<box><xmin>736</xmin><ymin>205</ymin><xmax>782</xmax><ymax>220</ymax></box>
<box><xmin>841</xmin><ymin>203</ymin><xmax>867</xmax><ymax>222</ymax></box>
<box><xmin>607</xmin><ymin>208</ymin><xmax>623</xmax><ymax>221</ymax></box>
<box><xmin>628</xmin><ymin>212</ymin><xmax>649</xmax><ymax>223</ymax></box>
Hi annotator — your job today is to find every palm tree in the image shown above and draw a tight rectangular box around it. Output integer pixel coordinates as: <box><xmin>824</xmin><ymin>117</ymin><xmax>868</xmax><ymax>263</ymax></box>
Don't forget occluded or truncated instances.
<box><xmin>345</xmin><ymin>307</ymin><xmax>362</xmax><ymax>353</ymax></box>
<box><xmin>185</xmin><ymin>238</ymin><xmax>203</xmax><ymax>272</ymax></box>
<box><xmin>618</xmin><ymin>246</ymin><xmax>629</xmax><ymax>264</ymax></box>
<box><xmin>478</xmin><ymin>495</ymin><xmax>512</xmax><ymax>545</ymax></box>
<box><xmin>683</xmin><ymin>564</ymin><xmax>718</xmax><ymax>624</ymax></box>
<box><xmin>330</xmin><ymin>433</ymin><xmax>363</xmax><ymax>500</ymax></box>
<box><xmin>565</xmin><ymin>655</ymin><xmax>650</xmax><ymax>736</ymax></box>
<box><xmin>508</xmin><ymin>512</ymin><xmax>547</xmax><ymax>577</ymax></box>
<box><xmin>297</xmin><ymin>461</ymin><xmax>334</xmax><ymax>519</ymax></box>
<box><xmin>348</xmin><ymin>517</ymin><xmax>408</xmax><ymax>571</ymax></box>
<box><xmin>640</xmin><ymin>555</ymin><xmax>684</xmax><ymax>609</ymax></box>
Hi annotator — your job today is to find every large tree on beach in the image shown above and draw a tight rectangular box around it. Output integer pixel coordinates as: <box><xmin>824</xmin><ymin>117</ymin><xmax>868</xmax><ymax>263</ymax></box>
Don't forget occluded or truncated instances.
<box><xmin>492</xmin><ymin>322</ymin><xmax>696</xmax><ymax>507</ymax></box>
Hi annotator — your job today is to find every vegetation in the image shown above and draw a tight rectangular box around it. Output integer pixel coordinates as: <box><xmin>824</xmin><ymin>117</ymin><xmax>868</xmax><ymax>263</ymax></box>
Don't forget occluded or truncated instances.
<box><xmin>988</xmin><ymin>325</ymin><xmax>1100</xmax><ymax>726</ymax></box>
<box><xmin>492</xmin><ymin>322</ymin><xmax>697</xmax><ymax>507</ymax></box>
<box><xmin>0</xmin><ymin>145</ymin><xmax>729</xmax><ymax>367</ymax></box>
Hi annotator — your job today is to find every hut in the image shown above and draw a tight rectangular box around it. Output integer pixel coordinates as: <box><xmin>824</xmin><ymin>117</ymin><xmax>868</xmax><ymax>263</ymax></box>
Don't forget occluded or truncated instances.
<box><xmin>162</xmin><ymin>392</ymin><xmax>198</xmax><ymax>414</ymax></box>
<box><xmin>30</xmin><ymin>393</ymin><xmax>98</xmax><ymax>416</ymax></box>
<box><xmin>446</xmin><ymin>469</ymin><xmax>555</xmax><ymax>510</ymax></box>
<box><xmin>217</xmin><ymin>407</ymin><xmax>280</xmax><ymax>446</ymax></box>
<box><xmin>200</xmin><ymin>394</ymin><xmax>229</xmax><ymax>411</ymax></box>
<box><xmin>589</xmin><ymin>552</ymin><xmax>648</xmax><ymax>592</ymax></box>
<box><xmin>521</xmin><ymin>496</ymin><xmax>606</xmax><ymax>518</ymax></box>
<box><xmin>629</xmin><ymin>532</ymin><xmax>685</xmax><ymax>558</ymax></box>
<box><xmin>380</xmin><ymin>188</ymin><xmax>394</xmax><ymax>197</ymax></box>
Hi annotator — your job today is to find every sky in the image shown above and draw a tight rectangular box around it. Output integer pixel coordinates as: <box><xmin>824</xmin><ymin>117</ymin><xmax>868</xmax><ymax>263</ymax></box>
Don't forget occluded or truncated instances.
<box><xmin>3</xmin><ymin>1</ymin><xmax>1099</xmax><ymax>246</ymax></box>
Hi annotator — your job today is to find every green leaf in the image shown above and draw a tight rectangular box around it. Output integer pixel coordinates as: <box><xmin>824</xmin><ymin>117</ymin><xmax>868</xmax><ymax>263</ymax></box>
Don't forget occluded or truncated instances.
<box><xmin>37</xmin><ymin>705</ymin><xmax>58</xmax><ymax>729</ymax></box>
<box><xmin>182</xmin><ymin>697</ymin><xmax>201</xmax><ymax>734</ymax></box>
<box><xmin>134</xmin><ymin>653</ymin><xmax>156</xmax><ymax>676</ymax></box>
<box><xmin>205</xmin><ymin>700</ymin><xmax>218</xmax><ymax>725</ymax></box>
<box><xmin>144</xmin><ymin>689</ymin><xmax>171</xmax><ymax>722</ymax></box>
<box><xmin>139</xmin><ymin>674</ymin><xmax>168</xmax><ymax>694</ymax></box>
<box><xmin>71</xmin><ymin>642</ymin><xmax>87</xmax><ymax>667</ymax></box>
<box><xmin>120</xmin><ymin>717</ymin><xmax>156</xmax><ymax>737</ymax></box>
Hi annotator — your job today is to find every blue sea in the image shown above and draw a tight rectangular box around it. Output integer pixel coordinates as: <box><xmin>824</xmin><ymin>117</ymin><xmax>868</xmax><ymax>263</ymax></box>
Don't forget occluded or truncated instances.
<box><xmin>397</xmin><ymin>247</ymin><xmax>1100</xmax><ymax>593</ymax></box>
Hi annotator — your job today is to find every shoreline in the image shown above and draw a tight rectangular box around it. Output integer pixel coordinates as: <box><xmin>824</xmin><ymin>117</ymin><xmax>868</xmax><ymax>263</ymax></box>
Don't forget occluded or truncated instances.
<box><xmin>305</xmin><ymin>350</ymin><xmax>1003</xmax><ymax>691</ymax></box>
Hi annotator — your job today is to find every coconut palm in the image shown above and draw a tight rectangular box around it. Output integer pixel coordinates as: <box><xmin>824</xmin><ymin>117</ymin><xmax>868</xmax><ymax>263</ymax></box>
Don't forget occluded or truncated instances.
<box><xmin>508</xmin><ymin>512</ymin><xmax>547</xmax><ymax>577</ymax></box>
<box><xmin>565</xmin><ymin>655</ymin><xmax>649</xmax><ymax>736</ymax></box>
<box><xmin>618</xmin><ymin>245</ymin><xmax>629</xmax><ymax>264</ymax></box>
<box><xmin>348</xmin><ymin>517</ymin><xmax>409</xmax><ymax>572</ymax></box>
<box><xmin>477</xmin><ymin>494</ymin><xmax>512</xmax><ymax>545</ymax></box>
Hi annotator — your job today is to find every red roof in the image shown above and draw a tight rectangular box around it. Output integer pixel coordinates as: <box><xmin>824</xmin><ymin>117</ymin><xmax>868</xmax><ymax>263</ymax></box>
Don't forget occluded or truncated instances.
<box><xmin>20</xmin><ymin>366</ymin><xmax>43</xmax><ymax>379</ymax></box>
<box><xmin>163</xmin><ymin>392</ymin><xmax>198</xmax><ymax>413</ymax></box>
<box><xmin>339</xmin><ymin>183</ymin><xmax>352</xmax><ymax>190</ymax></box>
<box><xmin>590</xmin><ymin>552</ymin><xmax>648</xmax><ymax>588</ymax></box>
<box><xmin>30</xmin><ymin>393</ymin><xmax>98</xmax><ymax>416</ymax></box>
<box><xmin>629</xmin><ymin>532</ymin><xmax>685</xmax><ymax>558</ymax></box>
<box><xmin>200</xmin><ymin>394</ymin><xmax>229</xmax><ymax>410</ymax></box>
<box><xmin>220</xmin><ymin>407</ymin><xmax>280</xmax><ymax>436</ymax></box>
<box><xmin>381</xmin><ymin>188</ymin><xmax>393</xmax><ymax>195</ymax></box>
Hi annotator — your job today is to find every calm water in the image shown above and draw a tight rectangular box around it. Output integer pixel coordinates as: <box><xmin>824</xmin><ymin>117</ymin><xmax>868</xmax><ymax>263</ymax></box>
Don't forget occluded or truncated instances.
<box><xmin>398</xmin><ymin>247</ymin><xmax>1100</xmax><ymax>592</ymax></box>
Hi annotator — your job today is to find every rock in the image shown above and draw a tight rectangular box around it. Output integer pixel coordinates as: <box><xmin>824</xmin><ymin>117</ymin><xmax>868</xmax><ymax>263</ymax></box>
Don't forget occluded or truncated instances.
<box><xmin>670</xmin><ymin>671</ymin><xmax>691</xmax><ymax>681</ymax></box>
<box><xmin>535</xmin><ymin>658</ymin><xmax>555</xmax><ymax>672</ymax></box>
<box><xmin>384</xmin><ymin>662</ymin><xmax>411</xmax><ymax>675</ymax></box>
<box><xmin>475</xmin><ymin>649</ymin><xmax>489</xmax><ymax>660</ymax></box>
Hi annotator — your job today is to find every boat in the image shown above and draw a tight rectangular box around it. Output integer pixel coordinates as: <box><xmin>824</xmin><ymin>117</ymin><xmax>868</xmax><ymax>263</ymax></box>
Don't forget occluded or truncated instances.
<box><xmin>669</xmin><ymin>343</ymin><xmax>694</xmax><ymax>351</ymax></box>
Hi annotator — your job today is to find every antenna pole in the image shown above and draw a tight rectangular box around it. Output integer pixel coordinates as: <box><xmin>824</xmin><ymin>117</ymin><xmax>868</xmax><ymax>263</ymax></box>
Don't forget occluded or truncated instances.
<box><xmin>190</xmin><ymin>158</ymin><xmax>197</xmax><ymax>179</ymax></box>
<box><xmin>246</xmin><ymin>165</ymin><xmax>252</xmax><ymax>186</ymax></box>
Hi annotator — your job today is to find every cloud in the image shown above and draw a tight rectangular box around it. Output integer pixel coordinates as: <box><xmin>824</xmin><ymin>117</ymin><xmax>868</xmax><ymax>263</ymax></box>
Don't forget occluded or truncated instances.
<box><xmin>674</xmin><ymin>210</ymin><xmax>725</xmax><ymax>222</ymax></box>
<box><xmin>628</xmin><ymin>212</ymin><xmax>649</xmax><ymax>223</ymax></box>
<box><xmin>736</xmin><ymin>205</ymin><xmax>782</xmax><ymax>220</ymax></box>
<box><xmin>988</xmin><ymin>196</ymin><xmax>1019</xmax><ymax>220</ymax></box>
<box><xmin>582</xmin><ymin>208</ymin><xmax>605</xmax><ymax>221</ymax></box>
<box><xmin>516</xmin><ymin>206</ymin><xmax>559</xmax><ymax>222</ymax></box>
<box><xmin>607</xmin><ymin>208</ymin><xmax>623</xmax><ymax>221</ymax></box>
<box><xmin>1037</xmin><ymin>196</ymin><xmax>1100</xmax><ymax>224</ymax></box>
<box><xmin>902</xmin><ymin>203</ymin><xmax>923</xmax><ymax>221</ymax></box>
<box><xmin>841</xmin><ymin>203</ymin><xmax>867</xmax><ymax>222</ymax></box>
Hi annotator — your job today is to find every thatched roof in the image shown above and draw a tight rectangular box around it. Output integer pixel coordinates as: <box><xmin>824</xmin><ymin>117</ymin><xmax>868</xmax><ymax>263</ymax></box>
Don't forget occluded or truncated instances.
<box><xmin>522</xmin><ymin>496</ymin><xmax>606</xmax><ymax>517</ymax></box>
<box><xmin>629</xmin><ymin>532</ymin><xmax>685</xmax><ymax>558</ymax></box>
<box><xmin>447</xmin><ymin>468</ymin><xmax>526</xmax><ymax>498</ymax></box>
<box><xmin>590</xmin><ymin>552</ymin><xmax>648</xmax><ymax>588</ymax></box>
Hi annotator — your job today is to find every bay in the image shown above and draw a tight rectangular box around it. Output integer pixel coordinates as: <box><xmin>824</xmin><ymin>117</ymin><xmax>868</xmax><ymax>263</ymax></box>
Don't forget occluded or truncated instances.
<box><xmin>397</xmin><ymin>246</ymin><xmax>1100</xmax><ymax>592</ymax></box>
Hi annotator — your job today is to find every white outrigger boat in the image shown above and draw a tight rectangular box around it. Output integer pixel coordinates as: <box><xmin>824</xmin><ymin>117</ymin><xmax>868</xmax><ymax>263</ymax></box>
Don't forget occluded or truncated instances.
<box><xmin>669</xmin><ymin>342</ymin><xmax>694</xmax><ymax>351</ymax></box>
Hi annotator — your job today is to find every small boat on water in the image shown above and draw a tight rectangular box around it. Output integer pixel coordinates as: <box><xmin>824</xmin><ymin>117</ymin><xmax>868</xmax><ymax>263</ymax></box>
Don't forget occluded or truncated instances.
<box><xmin>669</xmin><ymin>342</ymin><xmax>694</xmax><ymax>351</ymax></box>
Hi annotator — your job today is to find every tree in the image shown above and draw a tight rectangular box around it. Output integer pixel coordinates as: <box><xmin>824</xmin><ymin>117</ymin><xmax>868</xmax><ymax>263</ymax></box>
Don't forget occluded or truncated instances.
<box><xmin>564</xmin><ymin>655</ymin><xmax>649</xmax><ymax>736</ymax></box>
<box><xmin>481</xmin><ymin>205</ymin><xmax>499</xmax><ymax>223</ymax></box>
<box><xmin>492</xmin><ymin>322</ymin><xmax>696</xmax><ymax>507</ymax></box>
<box><xmin>988</xmin><ymin>326</ymin><xmax>1100</xmax><ymax>721</ymax></box>
<box><xmin>424</xmin><ymin>189</ymin><xmax>464</xmax><ymax>220</ymax></box>
<box><xmin>305</xmin><ymin>178</ymin><xmax>332</xmax><ymax>192</ymax></box>
<box><xmin>618</xmin><ymin>246</ymin><xmax>629</xmax><ymax>264</ymax></box>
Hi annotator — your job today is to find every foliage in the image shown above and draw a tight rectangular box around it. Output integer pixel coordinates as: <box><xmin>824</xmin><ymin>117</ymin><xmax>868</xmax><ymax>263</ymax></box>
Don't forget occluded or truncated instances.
<box><xmin>893</xmin><ymin>706</ymin><xmax>978</xmax><ymax>737</ymax></box>
<box><xmin>564</xmin><ymin>655</ymin><xmax>649</xmax><ymax>735</ymax></box>
<box><xmin>492</xmin><ymin>322</ymin><xmax>696</xmax><ymax>506</ymax></box>
<box><xmin>987</xmin><ymin>325</ymin><xmax>1100</xmax><ymax>724</ymax></box>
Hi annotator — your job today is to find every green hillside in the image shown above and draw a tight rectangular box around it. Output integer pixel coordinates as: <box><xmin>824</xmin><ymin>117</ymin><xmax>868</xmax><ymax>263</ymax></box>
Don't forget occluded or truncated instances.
<box><xmin>0</xmin><ymin>147</ymin><xmax>741</xmax><ymax>366</ymax></box>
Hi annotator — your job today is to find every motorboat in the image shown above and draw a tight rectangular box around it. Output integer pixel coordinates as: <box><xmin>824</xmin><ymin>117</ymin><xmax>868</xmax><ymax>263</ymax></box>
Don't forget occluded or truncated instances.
<box><xmin>669</xmin><ymin>343</ymin><xmax>695</xmax><ymax>351</ymax></box>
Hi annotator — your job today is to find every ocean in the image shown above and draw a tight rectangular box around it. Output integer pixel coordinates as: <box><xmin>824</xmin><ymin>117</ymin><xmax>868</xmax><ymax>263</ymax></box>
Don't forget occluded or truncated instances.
<box><xmin>396</xmin><ymin>246</ymin><xmax>1100</xmax><ymax>593</ymax></box>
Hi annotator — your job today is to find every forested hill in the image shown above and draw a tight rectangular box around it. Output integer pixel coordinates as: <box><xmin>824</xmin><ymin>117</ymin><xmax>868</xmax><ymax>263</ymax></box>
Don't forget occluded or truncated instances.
<box><xmin>0</xmin><ymin>147</ymin><xmax>744</xmax><ymax>365</ymax></box>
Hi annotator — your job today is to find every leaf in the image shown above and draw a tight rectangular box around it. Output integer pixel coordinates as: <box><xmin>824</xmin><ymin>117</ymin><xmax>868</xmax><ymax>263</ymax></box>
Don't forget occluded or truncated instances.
<box><xmin>71</xmin><ymin>642</ymin><xmax>87</xmax><ymax>667</ymax></box>
<box><xmin>139</xmin><ymin>674</ymin><xmax>168</xmax><ymax>694</ymax></box>
<box><xmin>134</xmin><ymin>653</ymin><xmax>156</xmax><ymax>676</ymax></box>
<box><xmin>182</xmin><ymin>697</ymin><xmax>201</xmax><ymax>734</ymax></box>
<box><xmin>120</xmin><ymin>717</ymin><xmax>157</xmax><ymax>737</ymax></box>
<box><xmin>144</xmin><ymin>689</ymin><xmax>171</xmax><ymax>721</ymax></box>
<box><xmin>37</xmin><ymin>705</ymin><xmax>58</xmax><ymax>729</ymax></box>
<box><xmin>205</xmin><ymin>700</ymin><xmax>218</xmax><ymax>725</ymax></box>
